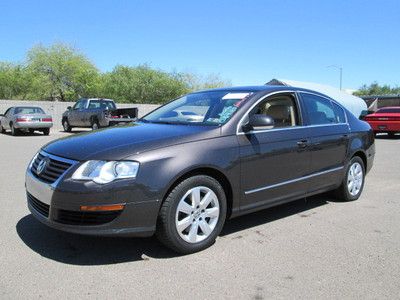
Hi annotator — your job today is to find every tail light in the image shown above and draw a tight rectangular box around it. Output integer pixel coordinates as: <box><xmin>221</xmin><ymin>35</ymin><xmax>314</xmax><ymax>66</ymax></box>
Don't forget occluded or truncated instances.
<box><xmin>42</xmin><ymin>118</ymin><xmax>52</xmax><ymax>122</ymax></box>
<box><xmin>16</xmin><ymin>117</ymin><xmax>29</xmax><ymax>122</ymax></box>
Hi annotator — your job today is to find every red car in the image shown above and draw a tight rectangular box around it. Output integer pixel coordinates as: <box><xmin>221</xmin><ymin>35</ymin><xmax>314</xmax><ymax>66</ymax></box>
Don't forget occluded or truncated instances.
<box><xmin>364</xmin><ymin>107</ymin><xmax>400</xmax><ymax>136</ymax></box>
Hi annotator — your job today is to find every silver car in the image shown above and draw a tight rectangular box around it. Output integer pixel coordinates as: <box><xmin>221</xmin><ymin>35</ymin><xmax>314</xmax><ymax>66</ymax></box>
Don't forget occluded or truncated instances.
<box><xmin>0</xmin><ymin>106</ymin><xmax>53</xmax><ymax>136</ymax></box>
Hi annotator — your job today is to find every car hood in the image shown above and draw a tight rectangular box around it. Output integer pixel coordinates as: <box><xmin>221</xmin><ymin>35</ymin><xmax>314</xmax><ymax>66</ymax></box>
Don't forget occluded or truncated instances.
<box><xmin>43</xmin><ymin>122</ymin><xmax>220</xmax><ymax>161</ymax></box>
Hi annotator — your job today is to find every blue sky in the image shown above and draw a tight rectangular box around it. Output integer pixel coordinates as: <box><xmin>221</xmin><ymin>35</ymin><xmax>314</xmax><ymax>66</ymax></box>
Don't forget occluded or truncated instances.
<box><xmin>0</xmin><ymin>0</ymin><xmax>399</xmax><ymax>90</ymax></box>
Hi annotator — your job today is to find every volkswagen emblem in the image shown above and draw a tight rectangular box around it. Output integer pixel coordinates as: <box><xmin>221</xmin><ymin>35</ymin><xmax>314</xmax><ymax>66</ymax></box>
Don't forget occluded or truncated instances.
<box><xmin>36</xmin><ymin>157</ymin><xmax>50</xmax><ymax>175</ymax></box>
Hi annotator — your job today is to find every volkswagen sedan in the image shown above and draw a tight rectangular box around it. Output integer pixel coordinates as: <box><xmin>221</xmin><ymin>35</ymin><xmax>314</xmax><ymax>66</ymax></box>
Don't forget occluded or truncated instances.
<box><xmin>25</xmin><ymin>86</ymin><xmax>375</xmax><ymax>253</ymax></box>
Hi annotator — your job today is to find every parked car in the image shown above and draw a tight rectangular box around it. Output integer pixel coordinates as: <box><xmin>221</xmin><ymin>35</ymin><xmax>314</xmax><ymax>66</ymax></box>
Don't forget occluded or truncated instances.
<box><xmin>0</xmin><ymin>106</ymin><xmax>53</xmax><ymax>136</ymax></box>
<box><xmin>25</xmin><ymin>86</ymin><xmax>375</xmax><ymax>253</ymax></box>
<box><xmin>363</xmin><ymin>107</ymin><xmax>400</xmax><ymax>137</ymax></box>
<box><xmin>62</xmin><ymin>98</ymin><xmax>138</xmax><ymax>131</ymax></box>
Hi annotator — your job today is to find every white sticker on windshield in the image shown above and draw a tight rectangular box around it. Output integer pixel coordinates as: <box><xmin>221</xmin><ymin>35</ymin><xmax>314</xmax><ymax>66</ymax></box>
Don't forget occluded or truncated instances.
<box><xmin>222</xmin><ymin>93</ymin><xmax>250</xmax><ymax>100</ymax></box>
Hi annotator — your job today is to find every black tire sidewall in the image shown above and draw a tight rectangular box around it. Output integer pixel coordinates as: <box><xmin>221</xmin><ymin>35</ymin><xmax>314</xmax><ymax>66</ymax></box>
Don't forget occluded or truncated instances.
<box><xmin>159</xmin><ymin>175</ymin><xmax>227</xmax><ymax>253</ymax></box>
<box><xmin>63</xmin><ymin>119</ymin><xmax>71</xmax><ymax>132</ymax></box>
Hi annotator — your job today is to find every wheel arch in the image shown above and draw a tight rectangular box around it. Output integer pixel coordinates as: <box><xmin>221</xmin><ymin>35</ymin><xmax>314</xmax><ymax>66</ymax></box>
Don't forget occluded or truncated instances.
<box><xmin>351</xmin><ymin>150</ymin><xmax>367</xmax><ymax>171</ymax></box>
<box><xmin>161</xmin><ymin>167</ymin><xmax>234</xmax><ymax>219</ymax></box>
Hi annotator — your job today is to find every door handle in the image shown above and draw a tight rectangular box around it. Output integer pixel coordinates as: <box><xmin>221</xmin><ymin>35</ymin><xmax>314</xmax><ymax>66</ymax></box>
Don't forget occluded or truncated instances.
<box><xmin>297</xmin><ymin>139</ymin><xmax>309</xmax><ymax>148</ymax></box>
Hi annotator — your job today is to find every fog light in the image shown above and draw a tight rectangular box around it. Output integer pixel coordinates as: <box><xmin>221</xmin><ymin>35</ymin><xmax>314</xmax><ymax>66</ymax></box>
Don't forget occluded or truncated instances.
<box><xmin>80</xmin><ymin>204</ymin><xmax>125</xmax><ymax>211</ymax></box>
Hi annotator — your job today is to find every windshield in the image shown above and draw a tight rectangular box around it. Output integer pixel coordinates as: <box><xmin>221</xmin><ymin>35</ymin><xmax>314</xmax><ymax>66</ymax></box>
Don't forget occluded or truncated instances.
<box><xmin>14</xmin><ymin>107</ymin><xmax>45</xmax><ymax>114</ymax></box>
<box><xmin>142</xmin><ymin>91</ymin><xmax>252</xmax><ymax>125</ymax></box>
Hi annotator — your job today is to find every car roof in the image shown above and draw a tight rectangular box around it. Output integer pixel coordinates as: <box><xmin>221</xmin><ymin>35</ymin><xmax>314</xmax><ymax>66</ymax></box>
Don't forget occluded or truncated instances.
<box><xmin>191</xmin><ymin>85</ymin><xmax>332</xmax><ymax>98</ymax></box>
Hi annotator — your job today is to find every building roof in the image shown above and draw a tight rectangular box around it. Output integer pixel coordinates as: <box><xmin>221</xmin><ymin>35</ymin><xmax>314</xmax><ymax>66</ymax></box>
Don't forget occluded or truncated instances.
<box><xmin>266</xmin><ymin>79</ymin><xmax>367</xmax><ymax>117</ymax></box>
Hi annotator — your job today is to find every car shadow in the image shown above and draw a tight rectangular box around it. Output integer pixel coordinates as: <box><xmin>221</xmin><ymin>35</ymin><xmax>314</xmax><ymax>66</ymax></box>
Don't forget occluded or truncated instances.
<box><xmin>1</xmin><ymin>131</ymin><xmax>47</xmax><ymax>137</ymax></box>
<box><xmin>16</xmin><ymin>195</ymin><xmax>333</xmax><ymax>265</ymax></box>
<box><xmin>221</xmin><ymin>195</ymin><xmax>329</xmax><ymax>236</ymax></box>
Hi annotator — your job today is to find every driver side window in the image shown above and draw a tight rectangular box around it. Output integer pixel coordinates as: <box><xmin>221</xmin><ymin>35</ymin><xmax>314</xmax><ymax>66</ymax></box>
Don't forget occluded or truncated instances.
<box><xmin>252</xmin><ymin>94</ymin><xmax>300</xmax><ymax>129</ymax></box>
<box><xmin>73</xmin><ymin>100</ymin><xmax>86</xmax><ymax>110</ymax></box>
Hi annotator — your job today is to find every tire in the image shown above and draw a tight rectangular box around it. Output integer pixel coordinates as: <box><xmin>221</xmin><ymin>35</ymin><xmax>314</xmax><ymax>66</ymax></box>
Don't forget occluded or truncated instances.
<box><xmin>62</xmin><ymin>118</ymin><xmax>71</xmax><ymax>132</ymax></box>
<box><xmin>156</xmin><ymin>175</ymin><xmax>227</xmax><ymax>254</ymax></box>
<box><xmin>0</xmin><ymin>123</ymin><xmax>5</xmax><ymax>134</ymax></box>
<box><xmin>10</xmin><ymin>123</ymin><xmax>19</xmax><ymax>136</ymax></box>
<box><xmin>42</xmin><ymin>128</ymin><xmax>50</xmax><ymax>136</ymax></box>
<box><xmin>91</xmin><ymin>119</ymin><xmax>100</xmax><ymax>130</ymax></box>
<box><xmin>334</xmin><ymin>156</ymin><xmax>365</xmax><ymax>201</ymax></box>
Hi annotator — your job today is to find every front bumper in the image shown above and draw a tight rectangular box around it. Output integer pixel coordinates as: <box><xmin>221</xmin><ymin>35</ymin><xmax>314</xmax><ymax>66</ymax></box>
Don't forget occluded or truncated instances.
<box><xmin>25</xmin><ymin>164</ymin><xmax>160</xmax><ymax>237</ymax></box>
<box><xmin>15</xmin><ymin>121</ymin><xmax>53</xmax><ymax>129</ymax></box>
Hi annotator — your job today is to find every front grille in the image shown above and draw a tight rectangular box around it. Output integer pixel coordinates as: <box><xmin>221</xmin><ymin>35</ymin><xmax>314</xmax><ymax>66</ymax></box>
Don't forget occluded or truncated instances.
<box><xmin>27</xmin><ymin>193</ymin><xmax>50</xmax><ymax>217</ymax></box>
<box><xmin>31</xmin><ymin>152</ymin><xmax>73</xmax><ymax>184</ymax></box>
<box><xmin>53</xmin><ymin>209</ymin><xmax>121</xmax><ymax>226</ymax></box>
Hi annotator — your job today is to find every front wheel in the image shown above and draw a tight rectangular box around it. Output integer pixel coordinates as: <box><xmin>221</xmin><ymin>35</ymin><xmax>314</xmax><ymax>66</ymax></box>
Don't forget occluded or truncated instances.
<box><xmin>334</xmin><ymin>156</ymin><xmax>365</xmax><ymax>201</ymax></box>
<box><xmin>62</xmin><ymin>119</ymin><xmax>71</xmax><ymax>132</ymax></box>
<box><xmin>156</xmin><ymin>175</ymin><xmax>227</xmax><ymax>254</ymax></box>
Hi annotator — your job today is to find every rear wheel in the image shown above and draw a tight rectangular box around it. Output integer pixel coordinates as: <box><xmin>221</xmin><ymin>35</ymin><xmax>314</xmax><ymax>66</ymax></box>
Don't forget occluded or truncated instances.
<box><xmin>91</xmin><ymin>119</ymin><xmax>100</xmax><ymax>130</ymax></box>
<box><xmin>334</xmin><ymin>156</ymin><xmax>365</xmax><ymax>201</ymax></box>
<box><xmin>156</xmin><ymin>175</ymin><xmax>227</xmax><ymax>254</ymax></box>
<box><xmin>0</xmin><ymin>123</ymin><xmax>5</xmax><ymax>134</ymax></box>
<box><xmin>42</xmin><ymin>128</ymin><xmax>50</xmax><ymax>136</ymax></box>
<box><xmin>62</xmin><ymin>118</ymin><xmax>71</xmax><ymax>132</ymax></box>
<box><xmin>10</xmin><ymin>123</ymin><xmax>19</xmax><ymax>136</ymax></box>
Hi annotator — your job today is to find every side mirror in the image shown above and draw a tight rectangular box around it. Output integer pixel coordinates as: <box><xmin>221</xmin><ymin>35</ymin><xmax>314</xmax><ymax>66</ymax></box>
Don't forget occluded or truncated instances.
<box><xmin>67</xmin><ymin>106</ymin><xmax>72</xmax><ymax>110</ymax></box>
<box><xmin>243</xmin><ymin>114</ymin><xmax>275</xmax><ymax>131</ymax></box>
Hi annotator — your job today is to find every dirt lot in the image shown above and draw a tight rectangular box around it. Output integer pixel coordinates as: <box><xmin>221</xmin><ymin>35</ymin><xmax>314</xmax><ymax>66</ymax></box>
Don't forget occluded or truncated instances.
<box><xmin>0</xmin><ymin>131</ymin><xmax>399</xmax><ymax>299</ymax></box>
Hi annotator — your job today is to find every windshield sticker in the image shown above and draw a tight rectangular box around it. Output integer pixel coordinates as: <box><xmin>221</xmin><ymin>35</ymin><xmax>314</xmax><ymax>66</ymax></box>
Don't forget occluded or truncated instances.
<box><xmin>222</xmin><ymin>93</ymin><xmax>251</xmax><ymax>100</ymax></box>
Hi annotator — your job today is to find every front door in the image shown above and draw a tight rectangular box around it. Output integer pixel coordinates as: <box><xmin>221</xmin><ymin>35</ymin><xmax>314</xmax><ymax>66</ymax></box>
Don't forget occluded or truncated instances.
<box><xmin>238</xmin><ymin>92</ymin><xmax>311</xmax><ymax>211</ymax></box>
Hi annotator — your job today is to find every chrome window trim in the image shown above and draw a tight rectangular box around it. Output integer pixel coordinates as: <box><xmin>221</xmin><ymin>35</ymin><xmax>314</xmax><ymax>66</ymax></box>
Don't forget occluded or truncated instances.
<box><xmin>236</xmin><ymin>90</ymin><xmax>350</xmax><ymax>135</ymax></box>
<box><xmin>244</xmin><ymin>166</ymin><xmax>344</xmax><ymax>195</ymax></box>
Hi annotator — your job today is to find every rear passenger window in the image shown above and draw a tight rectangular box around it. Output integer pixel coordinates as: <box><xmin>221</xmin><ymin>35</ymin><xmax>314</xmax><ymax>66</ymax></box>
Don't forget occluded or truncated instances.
<box><xmin>332</xmin><ymin>102</ymin><xmax>347</xmax><ymax>123</ymax></box>
<box><xmin>301</xmin><ymin>93</ymin><xmax>336</xmax><ymax>125</ymax></box>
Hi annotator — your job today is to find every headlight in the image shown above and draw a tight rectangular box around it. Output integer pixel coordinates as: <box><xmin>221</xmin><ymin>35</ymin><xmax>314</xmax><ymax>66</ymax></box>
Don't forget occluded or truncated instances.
<box><xmin>72</xmin><ymin>161</ymin><xmax>139</xmax><ymax>184</ymax></box>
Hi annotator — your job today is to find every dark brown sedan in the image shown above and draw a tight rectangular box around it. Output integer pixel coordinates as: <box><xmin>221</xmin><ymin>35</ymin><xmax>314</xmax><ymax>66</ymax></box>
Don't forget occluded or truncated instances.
<box><xmin>25</xmin><ymin>86</ymin><xmax>375</xmax><ymax>253</ymax></box>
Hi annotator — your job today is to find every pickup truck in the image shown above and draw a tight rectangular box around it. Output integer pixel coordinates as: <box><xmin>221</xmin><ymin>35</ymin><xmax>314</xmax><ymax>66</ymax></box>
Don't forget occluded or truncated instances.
<box><xmin>62</xmin><ymin>98</ymin><xmax>138</xmax><ymax>131</ymax></box>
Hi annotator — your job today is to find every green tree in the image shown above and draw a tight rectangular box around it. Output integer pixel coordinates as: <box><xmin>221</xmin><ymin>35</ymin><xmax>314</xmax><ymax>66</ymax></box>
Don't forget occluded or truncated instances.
<box><xmin>0</xmin><ymin>62</ymin><xmax>33</xmax><ymax>99</ymax></box>
<box><xmin>354</xmin><ymin>82</ymin><xmax>400</xmax><ymax>96</ymax></box>
<box><xmin>27</xmin><ymin>43</ymin><xmax>100</xmax><ymax>101</ymax></box>
<box><xmin>180</xmin><ymin>72</ymin><xmax>231</xmax><ymax>91</ymax></box>
<box><xmin>101</xmin><ymin>64</ymin><xmax>189</xmax><ymax>104</ymax></box>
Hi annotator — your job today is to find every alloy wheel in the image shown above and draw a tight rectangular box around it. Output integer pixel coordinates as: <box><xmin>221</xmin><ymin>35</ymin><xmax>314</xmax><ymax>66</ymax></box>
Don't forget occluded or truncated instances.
<box><xmin>347</xmin><ymin>162</ymin><xmax>363</xmax><ymax>196</ymax></box>
<box><xmin>175</xmin><ymin>186</ymin><xmax>220</xmax><ymax>243</ymax></box>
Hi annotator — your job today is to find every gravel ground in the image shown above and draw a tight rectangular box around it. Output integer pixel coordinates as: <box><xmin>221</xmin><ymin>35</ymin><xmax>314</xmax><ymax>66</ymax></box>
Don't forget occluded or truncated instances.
<box><xmin>0</xmin><ymin>130</ymin><xmax>399</xmax><ymax>299</ymax></box>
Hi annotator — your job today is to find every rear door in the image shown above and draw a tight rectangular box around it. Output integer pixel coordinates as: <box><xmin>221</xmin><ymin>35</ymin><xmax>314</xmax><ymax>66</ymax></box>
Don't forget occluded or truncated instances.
<box><xmin>238</xmin><ymin>92</ymin><xmax>312</xmax><ymax>211</ymax></box>
<box><xmin>299</xmin><ymin>92</ymin><xmax>350</xmax><ymax>194</ymax></box>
